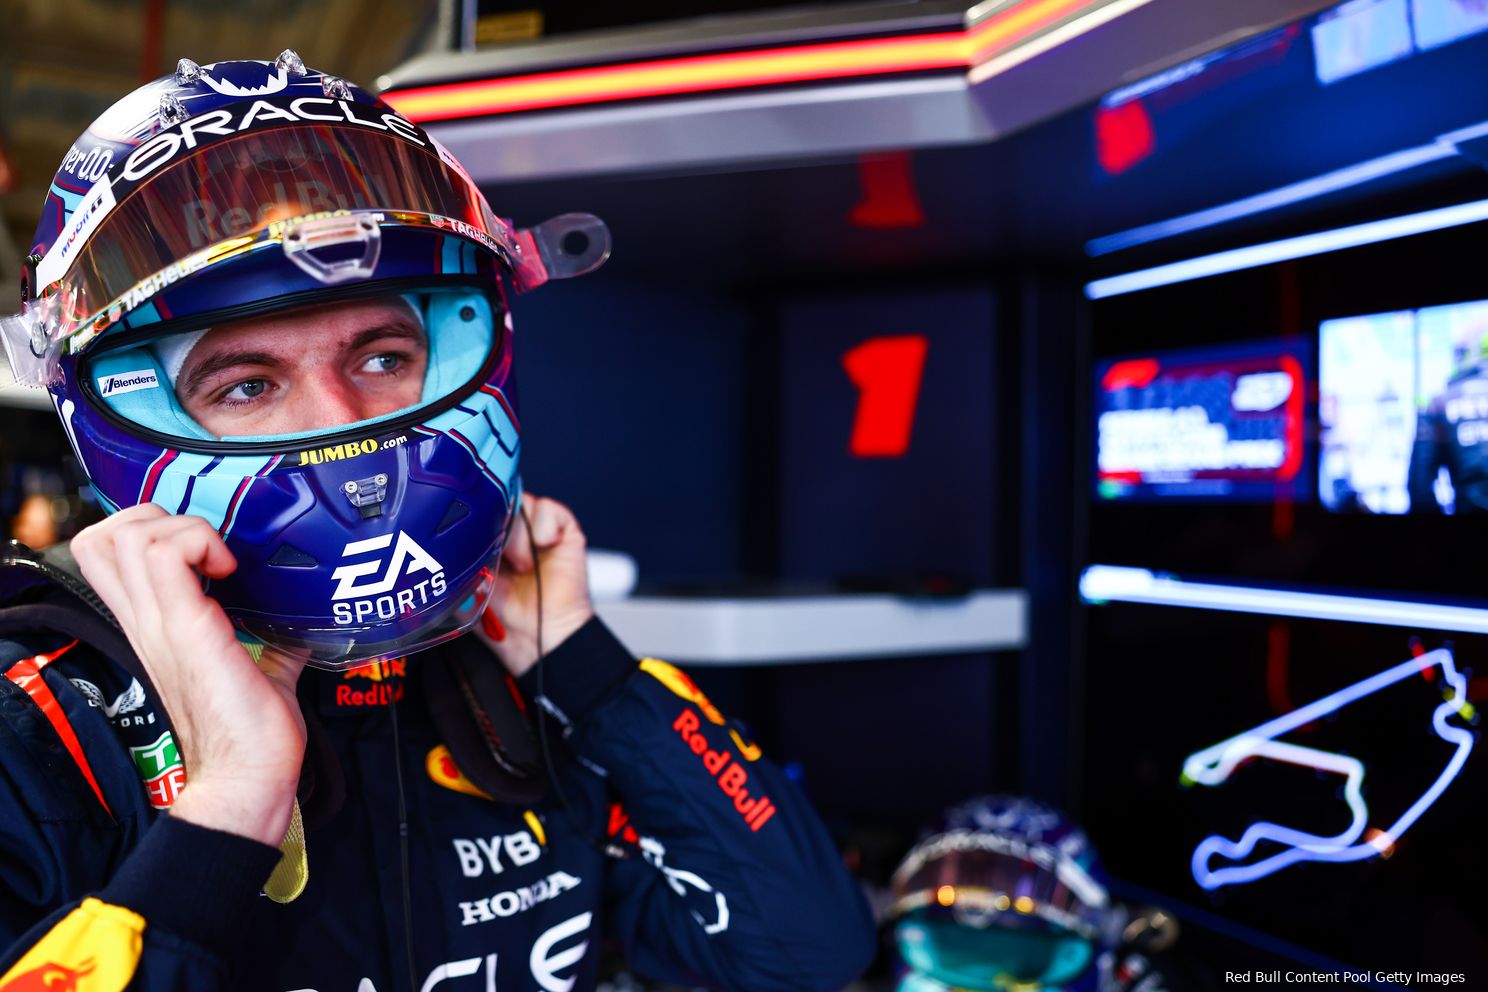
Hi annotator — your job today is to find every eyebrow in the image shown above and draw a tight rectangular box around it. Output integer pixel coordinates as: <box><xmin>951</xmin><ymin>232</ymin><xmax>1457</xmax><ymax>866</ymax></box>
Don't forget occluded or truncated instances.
<box><xmin>180</xmin><ymin>319</ymin><xmax>426</xmax><ymax>400</ymax></box>
<box><xmin>182</xmin><ymin>350</ymin><xmax>281</xmax><ymax>400</ymax></box>
<box><xmin>348</xmin><ymin>321</ymin><xmax>426</xmax><ymax>352</ymax></box>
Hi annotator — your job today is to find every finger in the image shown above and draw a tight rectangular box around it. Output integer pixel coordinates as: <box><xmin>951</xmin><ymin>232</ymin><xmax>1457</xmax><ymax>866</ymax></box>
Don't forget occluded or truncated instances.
<box><xmin>116</xmin><ymin>517</ymin><xmax>234</xmax><ymax>650</ymax></box>
<box><xmin>164</xmin><ymin>516</ymin><xmax>238</xmax><ymax>578</ymax></box>
<box><xmin>72</xmin><ymin>523</ymin><xmax>138</xmax><ymax>632</ymax></box>
<box><xmin>530</xmin><ymin>496</ymin><xmax>582</xmax><ymax>550</ymax></box>
<box><xmin>501</xmin><ymin>506</ymin><xmax>535</xmax><ymax>574</ymax></box>
<box><xmin>112</xmin><ymin>517</ymin><xmax>180</xmax><ymax>646</ymax></box>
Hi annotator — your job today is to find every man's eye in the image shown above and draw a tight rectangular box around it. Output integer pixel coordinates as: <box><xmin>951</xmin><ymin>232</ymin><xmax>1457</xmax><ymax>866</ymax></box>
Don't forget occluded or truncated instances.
<box><xmin>363</xmin><ymin>353</ymin><xmax>403</xmax><ymax>373</ymax></box>
<box><xmin>223</xmin><ymin>379</ymin><xmax>268</xmax><ymax>403</ymax></box>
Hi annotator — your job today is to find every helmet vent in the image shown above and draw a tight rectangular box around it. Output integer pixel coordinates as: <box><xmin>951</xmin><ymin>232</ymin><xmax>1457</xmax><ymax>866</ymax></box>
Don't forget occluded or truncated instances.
<box><xmin>275</xmin><ymin>49</ymin><xmax>307</xmax><ymax>77</ymax></box>
<box><xmin>269</xmin><ymin>544</ymin><xmax>319</xmax><ymax>568</ymax></box>
<box><xmin>158</xmin><ymin>92</ymin><xmax>190</xmax><ymax>126</ymax></box>
<box><xmin>437</xmin><ymin>500</ymin><xmax>471</xmax><ymax>535</ymax></box>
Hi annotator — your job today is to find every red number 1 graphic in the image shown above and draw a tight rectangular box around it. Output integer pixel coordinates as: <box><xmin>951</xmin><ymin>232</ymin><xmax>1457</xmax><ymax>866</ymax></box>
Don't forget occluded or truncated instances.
<box><xmin>843</xmin><ymin>335</ymin><xmax>928</xmax><ymax>458</ymax></box>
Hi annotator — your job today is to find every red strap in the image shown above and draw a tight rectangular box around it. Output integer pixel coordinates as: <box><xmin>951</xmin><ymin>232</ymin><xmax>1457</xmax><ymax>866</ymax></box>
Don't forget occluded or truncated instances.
<box><xmin>5</xmin><ymin>642</ymin><xmax>114</xmax><ymax>819</ymax></box>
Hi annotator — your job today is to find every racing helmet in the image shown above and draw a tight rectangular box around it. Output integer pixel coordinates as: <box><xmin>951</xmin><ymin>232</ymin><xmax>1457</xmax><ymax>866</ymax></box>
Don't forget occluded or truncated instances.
<box><xmin>0</xmin><ymin>52</ymin><xmax>609</xmax><ymax>670</ymax></box>
<box><xmin>889</xmin><ymin>795</ymin><xmax>1116</xmax><ymax>991</ymax></box>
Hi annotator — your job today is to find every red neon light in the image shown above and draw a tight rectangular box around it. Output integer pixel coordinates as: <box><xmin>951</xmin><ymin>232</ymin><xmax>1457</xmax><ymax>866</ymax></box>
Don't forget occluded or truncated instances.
<box><xmin>1277</xmin><ymin>355</ymin><xmax>1305</xmax><ymax>482</ymax></box>
<box><xmin>1095</xmin><ymin>99</ymin><xmax>1155</xmax><ymax>175</ymax></box>
<box><xmin>1100</xmin><ymin>358</ymin><xmax>1161</xmax><ymax>391</ymax></box>
<box><xmin>384</xmin><ymin>0</ymin><xmax>1101</xmax><ymax>122</ymax></box>
<box><xmin>849</xmin><ymin>152</ymin><xmax>925</xmax><ymax>229</ymax></box>
<box><xmin>844</xmin><ymin>335</ymin><xmax>929</xmax><ymax>458</ymax></box>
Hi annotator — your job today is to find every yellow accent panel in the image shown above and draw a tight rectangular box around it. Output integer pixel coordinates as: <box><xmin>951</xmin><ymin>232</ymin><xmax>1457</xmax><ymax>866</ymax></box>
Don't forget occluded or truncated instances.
<box><xmin>263</xmin><ymin>798</ymin><xmax>309</xmax><ymax>904</ymax></box>
<box><xmin>426</xmin><ymin>744</ymin><xmax>493</xmax><ymax>800</ymax></box>
<box><xmin>0</xmin><ymin>898</ymin><xmax>144</xmax><ymax>992</ymax></box>
<box><xmin>639</xmin><ymin>658</ymin><xmax>726</xmax><ymax>725</ymax></box>
<box><xmin>523</xmin><ymin>810</ymin><xmax>546</xmax><ymax>846</ymax></box>
<box><xmin>729</xmin><ymin>729</ymin><xmax>763</xmax><ymax>762</ymax></box>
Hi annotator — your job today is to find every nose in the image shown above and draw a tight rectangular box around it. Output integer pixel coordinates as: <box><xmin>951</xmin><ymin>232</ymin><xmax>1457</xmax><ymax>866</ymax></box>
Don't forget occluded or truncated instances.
<box><xmin>301</xmin><ymin>370</ymin><xmax>373</xmax><ymax>430</ymax></box>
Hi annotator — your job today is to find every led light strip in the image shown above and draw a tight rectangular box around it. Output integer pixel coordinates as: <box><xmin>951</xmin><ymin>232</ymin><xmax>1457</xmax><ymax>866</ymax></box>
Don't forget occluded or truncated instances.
<box><xmin>1183</xmin><ymin>648</ymin><xmax>1473</xmax><ymax>889</ymax></box>
<box><xmin>1087</xmin><ymin>117</ymin><xmax>1488</xmax><ymax>257</ymax></box>
<box><xmin>1084</xmin><ymin>197</ymin><xmax>1488</xmax><ymax>299</ymax></box>
<box><xmin>1084</xmin><ymin>142</ymin><xmax>1460</xmax><ymax>256</ymax></box>
<box><xmin>383</xmin><ymin>0</ymin><xmax>1121</xmax><ymax>122</ymax></box>
<box><xmin>1080</xmin><ymin>564</ymin><xmax>1488</xmax><ymax>633</ymax></box>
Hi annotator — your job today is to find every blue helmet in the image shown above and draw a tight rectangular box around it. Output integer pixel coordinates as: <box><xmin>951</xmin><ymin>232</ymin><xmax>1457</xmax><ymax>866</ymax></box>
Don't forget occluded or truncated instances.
<box><xmin>0</xmin><ymin>51</ymin><xmax>609</xmax><ymax>669</ymax></box>
<box><xmin>889</xmin><ymin>795</ymin><xmax>1116</xmax><ymax>991</ymax></box>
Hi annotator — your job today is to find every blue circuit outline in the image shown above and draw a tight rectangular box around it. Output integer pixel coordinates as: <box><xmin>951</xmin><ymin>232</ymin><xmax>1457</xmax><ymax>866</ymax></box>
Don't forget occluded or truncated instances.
<box><xmin>1183</xmin><ymin>648</ymin><xmax>1475</xmax><ymax>890</ymax></box>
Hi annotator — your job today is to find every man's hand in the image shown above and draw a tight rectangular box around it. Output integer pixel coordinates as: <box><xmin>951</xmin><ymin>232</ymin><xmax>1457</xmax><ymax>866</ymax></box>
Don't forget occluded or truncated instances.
<box><xmin>476</xmin><ymin>495</ymin><xmax>594</xmax><ymax>677</ymax></box>
<box><xmin>71</xmin><ymin>504</ymin><xmax>306</xmax><ymax>847</ymax></box>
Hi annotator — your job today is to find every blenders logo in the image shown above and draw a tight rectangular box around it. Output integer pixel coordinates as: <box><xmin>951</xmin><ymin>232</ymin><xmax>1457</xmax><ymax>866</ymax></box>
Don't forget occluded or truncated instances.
<box><xmin>330</xmin><ymin>531</ymin><xmax>447</xmax><ymax>626</ymax></box>
<box><xmin>119</xmin><ymin>96</ymin><xmax>426</xmax><ymax>185</ymax></box>
<box><xmin>95</xmin><ymin>369</ymin><xmax>159</xmax><ymax>396</ymax></box>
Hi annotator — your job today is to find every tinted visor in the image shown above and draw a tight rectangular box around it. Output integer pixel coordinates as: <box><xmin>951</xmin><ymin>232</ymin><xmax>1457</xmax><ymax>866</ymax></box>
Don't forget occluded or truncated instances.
<box><xmin>44</xmin><ymin>124</ymin><xmax>513</xmax><ymax>347</ymax></box>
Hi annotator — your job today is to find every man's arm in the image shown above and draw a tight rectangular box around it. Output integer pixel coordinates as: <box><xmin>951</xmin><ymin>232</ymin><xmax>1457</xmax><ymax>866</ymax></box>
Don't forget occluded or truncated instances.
<box><xmin>517</xmin><ymin>621</ymin><xmax>877</xmax><ymax>992</ymax></box>
<box><xmin>482</xmin><ymin>495</ymin><xmax>875</xmax><ymax>990</ymax></box>
<box><xmin>0</xmin><ymin>504</ymin><xmax>310</xmax><ymax>991</ymax></box>
<box><xmin>0</xmin><ymin>676</ymin><xmax>283</xmax><ymax>991</ymax></box>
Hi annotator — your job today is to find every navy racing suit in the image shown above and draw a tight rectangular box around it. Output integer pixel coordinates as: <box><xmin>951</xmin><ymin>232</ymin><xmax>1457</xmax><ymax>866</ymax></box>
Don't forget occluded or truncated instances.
<box><xmin>0</xmin><ymin>545</ymin><xmax>875</xmax><ymax>992</ymax></box>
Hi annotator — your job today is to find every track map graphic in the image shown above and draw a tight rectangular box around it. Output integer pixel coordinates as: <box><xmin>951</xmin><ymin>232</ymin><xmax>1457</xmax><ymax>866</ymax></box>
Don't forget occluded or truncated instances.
<box><xmin>1183</xmin><ymin>648</ymin><xmax>1475</xmax><ymax>890</ymax></box>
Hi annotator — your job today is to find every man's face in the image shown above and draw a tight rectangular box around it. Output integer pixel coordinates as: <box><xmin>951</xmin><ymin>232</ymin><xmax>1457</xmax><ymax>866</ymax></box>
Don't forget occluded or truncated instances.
<box><xmin>176</xmin><ymin>297</ymin><xmax>428</xmax><ymax>437</ymax></box>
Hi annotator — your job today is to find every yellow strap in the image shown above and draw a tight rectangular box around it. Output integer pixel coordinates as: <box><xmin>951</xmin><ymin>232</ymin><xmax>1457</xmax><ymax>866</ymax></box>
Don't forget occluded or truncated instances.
<box><xmin>262</xmin><ymin>798</ymin><xmax>309</xmax><ymax>904</ymax></box>
<box><xmin>0</xmin><ymin>898</ymin><xmax>144</xmax><ymax>992</ymax></box>
<box><xmin>242</xmin><ymin>639</ymin><xmax>308</xmax><ymax>903</ymax></box>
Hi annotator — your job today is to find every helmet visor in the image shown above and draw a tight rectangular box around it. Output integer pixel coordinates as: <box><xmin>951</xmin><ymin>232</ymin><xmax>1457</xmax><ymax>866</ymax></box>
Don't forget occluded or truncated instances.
<box><xmin>890</xmin><ymin>832</ymin><xmax>1109</xmax><ymax>939</ymax></box>
<box><xmin>32</xmin><ymin>124</ymin><xmax>517</xmax><ymax>359</ymax></box>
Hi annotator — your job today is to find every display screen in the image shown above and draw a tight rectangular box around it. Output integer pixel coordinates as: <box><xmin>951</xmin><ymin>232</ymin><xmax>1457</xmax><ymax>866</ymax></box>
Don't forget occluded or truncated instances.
<box><xmin>1319</xmin><ymin>298</ymin><xmax>1488</xmax><ymax>514</ymax></box>
<box><xmin>1412</xmin><ymin>0</ymin><xmax>1488</xmax><ymax>50</ymax></box>
<box><xmin>1312</xmin><ymin>0</ymin><xmax>1414</xmax><ymax>84</ymax></box>
<box><xmin>1095</xmin><ymin>341</ymin><xmax>1308</xmax><ymax>501</ymax></box>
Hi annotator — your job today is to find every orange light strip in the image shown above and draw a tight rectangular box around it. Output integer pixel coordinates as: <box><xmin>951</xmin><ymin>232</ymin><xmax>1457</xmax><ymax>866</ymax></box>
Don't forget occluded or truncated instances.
<box><xmin>385</xmin><ymin>0</ymin><xmax>1100</xmax><ymax>123</ymax></box>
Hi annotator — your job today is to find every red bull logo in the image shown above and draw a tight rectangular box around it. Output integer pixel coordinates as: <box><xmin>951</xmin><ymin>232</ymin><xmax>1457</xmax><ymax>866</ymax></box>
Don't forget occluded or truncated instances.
<box><xmin>426</xmin><ymin>744</ymin><xmax>493</xmax><ymax>800</ymax></box>
<box><xmin>674</xmin><ymin>708</ymin><xmax>777</xmax><ymax>832</ymax></box>
<box><xmin>336</xmin><ymin>658</ymin><xmax>406</xmax><ymax>707</ymax></box>
<box><xmin>0</xmin><ymin>959</ymin><xmax>94</xmax><ymax>992</ymax></box>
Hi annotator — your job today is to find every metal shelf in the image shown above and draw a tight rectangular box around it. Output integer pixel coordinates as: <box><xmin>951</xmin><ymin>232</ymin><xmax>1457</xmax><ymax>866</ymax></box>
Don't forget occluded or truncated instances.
<box><xmin>595</xmin><ymin>588</ymin><xmax>1026</xmax><ymax>664</ymax></box>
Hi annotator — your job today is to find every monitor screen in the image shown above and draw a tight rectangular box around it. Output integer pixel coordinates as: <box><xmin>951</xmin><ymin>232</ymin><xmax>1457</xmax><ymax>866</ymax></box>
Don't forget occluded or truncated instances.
<box><xmin>1319</xmin><ymin>298</ymin><xmax>1488</xmax><ymax>514</ymax></box>
<box><xmin>1312</xmin><ymin>0</ymin><xmax>1414</xmax><ymax>84</ymax></box>
<box><xmin>1095</xmin><ymin>341</ymin><xmax>1309</xmax><ymax>502</ymax></box>
<box><xmin>1412</xmin><ymin>0</ymin><xmax>1488</xmax><ymax>50</ymax></box>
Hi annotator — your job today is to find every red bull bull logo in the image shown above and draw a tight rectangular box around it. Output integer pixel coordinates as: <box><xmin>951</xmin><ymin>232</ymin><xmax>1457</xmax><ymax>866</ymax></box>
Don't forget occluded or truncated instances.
<box><xmin>426</xmin><ymin>744</ymin><xmax>493</xmax><ymax>800</ymax></box>
<box><xmin>641</xmin><ymin>658</ymin><xmax>726</xmax><ymax>725</ymax></box>
<box><xmin>0</xmin><ymin>960</ymin><xmax>94</xmax><ymax>992</ymax></box>
<box><xmin>0</xmin><ymin>898</ymin><xmax>143</xmax><ymax>992</ymax></box>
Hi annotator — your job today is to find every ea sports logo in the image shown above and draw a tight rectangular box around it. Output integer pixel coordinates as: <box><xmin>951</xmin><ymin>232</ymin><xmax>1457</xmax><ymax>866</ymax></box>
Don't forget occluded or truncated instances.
<box><xmin>330</xmin><ymin>531</ymin><xmax>448</xmax><ymax>626</ymax></box>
